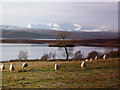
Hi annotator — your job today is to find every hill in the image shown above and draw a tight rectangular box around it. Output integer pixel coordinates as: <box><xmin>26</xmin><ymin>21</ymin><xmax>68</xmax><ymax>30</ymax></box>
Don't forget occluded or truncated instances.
<box><xmin>2</xmin><ymin>29</ymin><xmax>118</xmax><ymax>39</ymax></box>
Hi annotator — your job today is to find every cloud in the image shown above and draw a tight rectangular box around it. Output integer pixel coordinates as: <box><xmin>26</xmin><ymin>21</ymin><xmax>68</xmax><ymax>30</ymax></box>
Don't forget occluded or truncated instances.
<box><xmin>2</xmin><ymin>2</ymin><xmax>118</xmax><ymax>32</ymax></box>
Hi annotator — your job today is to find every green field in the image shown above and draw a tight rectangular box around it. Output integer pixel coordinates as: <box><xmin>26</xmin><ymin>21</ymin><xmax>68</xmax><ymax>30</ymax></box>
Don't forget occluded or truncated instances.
<box><xmin>1</xmin><ymin>58</ymin><xmax>119</xmax><ymax>88</ymax></box>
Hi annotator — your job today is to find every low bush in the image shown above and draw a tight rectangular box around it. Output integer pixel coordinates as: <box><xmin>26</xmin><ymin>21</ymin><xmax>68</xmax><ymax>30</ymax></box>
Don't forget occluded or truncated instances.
<box><xmin>106</xmin><ymin>49</ymin><xmax>120</xmax><ymax>58</ymax></box>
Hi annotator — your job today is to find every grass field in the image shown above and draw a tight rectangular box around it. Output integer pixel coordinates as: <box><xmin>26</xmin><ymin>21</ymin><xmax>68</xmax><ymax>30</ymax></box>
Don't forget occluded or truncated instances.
<box><xmin>1</xmin><ymin>58</ymin><xmax>119</xmax><ymax>88</ymax></box>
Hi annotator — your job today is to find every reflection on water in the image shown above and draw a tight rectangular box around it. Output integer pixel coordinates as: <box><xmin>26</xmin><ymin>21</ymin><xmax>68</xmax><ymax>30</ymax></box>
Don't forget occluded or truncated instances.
<box><xmin>0</xmin><ymin>43</ymin><xmax>118</xmax><ymax>61</ymax></box>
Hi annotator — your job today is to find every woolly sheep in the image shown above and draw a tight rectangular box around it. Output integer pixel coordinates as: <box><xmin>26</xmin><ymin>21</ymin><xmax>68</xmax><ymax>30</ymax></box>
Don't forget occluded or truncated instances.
<box><xmin>9</xmin><ymin>63</ymin><xmax>14</xmax><ymax>72</ymax></box>
<box><xmin>22</xmin><ymin>63</ymin><xmax>28</xmax><ymax>68</ymax></box>
<box><xmin>103</xmin><ymin>55</ymin><xmax>106</xmax><ymax>60</ymax></box>
<box><xmin>90</xmin><ymin>58</ymin><xmax>92</xmax><ymax>61</ymax></box>
<box><xmin>81</xmin><ymin>61</ymin><xmax>86</xmax><ymax>69</ymax></box>
<box><xmin>54</xmin><ymin>64</ymin><xmax>60</xmax><ymax>70</ymax></box>
<box><xmin>0</xmin><ymin>64</ymin><xmax>5</xmax><ymax>71</ymax></box>
<box><xmin>95</xmin><ymin>56</ymin><xmax>98</xmax><ymax>60</ymax></box>
<box><xmin>85</xmin><ymin>59</ymin><xmax>88</xmax><ymax>61</ymax></box>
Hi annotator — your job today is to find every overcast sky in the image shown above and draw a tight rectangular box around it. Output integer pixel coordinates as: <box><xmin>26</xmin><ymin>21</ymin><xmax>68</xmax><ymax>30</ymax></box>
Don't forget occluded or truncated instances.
<box><xmin>1</xmin><ymin>2</ymin><xmax>118</xmax><ymax>32</ymax></box>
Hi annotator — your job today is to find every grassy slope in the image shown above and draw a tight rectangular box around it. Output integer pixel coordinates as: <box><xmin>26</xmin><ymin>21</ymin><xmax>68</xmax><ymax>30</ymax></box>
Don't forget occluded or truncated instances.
<box><xmin>1</xmin><ymin>58</ymin><xmax>119</xmax><ymax>88</ymax></box>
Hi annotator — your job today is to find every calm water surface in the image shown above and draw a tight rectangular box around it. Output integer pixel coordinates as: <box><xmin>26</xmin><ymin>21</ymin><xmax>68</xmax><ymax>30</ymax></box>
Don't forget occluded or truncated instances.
<box><xmin>0</xmin><ymin>43</ymin><xmax>117</xmax><ymax>61</ymax></box>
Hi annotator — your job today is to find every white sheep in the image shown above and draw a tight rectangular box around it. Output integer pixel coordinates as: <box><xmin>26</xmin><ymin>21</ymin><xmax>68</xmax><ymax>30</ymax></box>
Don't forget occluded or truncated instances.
<box><xmin>81</xmin><ymin>61</ymin><xmax>86</xmax><ymax>69</ymax></box>
<box><xmin>9</xmin><ymin>63</ymin><xmax>15</xmax><ymax>72</ymax></box>
<box><xmin>103</xmin><ymin>55</ymin><xmax>106</xmax><ymax>60</ymax></box>
<box><xmin>85</xmin><ymin>59</ymin><xmax>88</xmax><ymax>62</ymax></box>
<box><xmin>0</xmin><ymin>64</ymin><xmax>5</xmax><ymax>71</ymax></box>
<box><xmin>95</xmin><ymin>56</ymin><xmax>98</xmax><ymax>60</ymax></box>
<box><xmin>22</xmin><ymin>63</ymin><xmax>28</xmax><ymax>68</ymax></box>
<box><xmin>90</xmin><ymin>58</ymin><xmax>92</xmax><ymax>61</ymax></box>
<box><xmin>54</xmin><ymin>64</ymin><xmax>60</xmax><ymax>70</ymax></box>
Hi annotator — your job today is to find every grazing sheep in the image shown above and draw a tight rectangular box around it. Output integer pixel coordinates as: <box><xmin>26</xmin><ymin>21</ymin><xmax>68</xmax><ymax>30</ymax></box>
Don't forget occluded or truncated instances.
<box><xmin>103</xmin><ymin>55</ymin><xmax>106</xmax><ymax>60</ymax></box>
<box><xmin>0</xmin><ymin>64</ymin><xmax>5</xmax><ymax>71</ymax></box>
<box><xmin>90</xmin><ymin>58</ymin><xmax>92</xmax><ymax>61</ymax></box>
<box><xmin>95</xmin><ymin>56</ymin><xmax>98</xmax><ymax>60</ymax></box>
<box><xmin>85</xmin><ymin>59</ymin><xmax>88</xmax><ymax>62</ymax></box>
<box><xmin>81</xmin><ymin>61</ymin><xmax>86</xmax><ymax>69</ymax></box>
<box><xmin>22</xmin><ymin>63</ymin><xmax>28</xmax><ymax>68</ymax></box>
<box><xmin>9</xmin><ymin>63</ymin><xmax>14</xmax><ymax>72</ymax></box>
<box><xmin>54</xmin><ymin>64</ymin><xmax>60</xmax><ymax>70</ymax></box>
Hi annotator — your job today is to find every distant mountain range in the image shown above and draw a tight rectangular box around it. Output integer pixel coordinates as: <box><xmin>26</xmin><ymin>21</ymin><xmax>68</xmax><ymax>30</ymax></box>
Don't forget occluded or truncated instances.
<box><xmin>2</xmin><ymin>29</ymin><xmax>118</xmax><ymax>39</ymax></box>
<box><xmin>26</xmin><ymin>23</ymin><xmax>82</xmax><ymax>31</ymax></box>
<box><xmin>0</xmin><ymin>25</ymin><xmax>18</xmax><ymax>29</ymax></box>
<box><xmin>0</xmin><ymin>23</ymin><xmax>118</xmax><ymax>39</ymax></box>
<box><xmin>0</xmin><ymin>23</ymin><xmax>110</xmax><ymax>32</ymax></box>
<box><xmin>0</xmin><ymin>23</ymin><xmax>81</xmax><ymax>31</ymax></box>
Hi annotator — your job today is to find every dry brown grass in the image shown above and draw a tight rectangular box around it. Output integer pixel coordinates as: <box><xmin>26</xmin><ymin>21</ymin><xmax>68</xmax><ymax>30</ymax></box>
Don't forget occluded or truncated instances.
<box><xmin>1</xmin><ymin>58</ymin><xmax>119</xmax><ymax>88</ymax></box>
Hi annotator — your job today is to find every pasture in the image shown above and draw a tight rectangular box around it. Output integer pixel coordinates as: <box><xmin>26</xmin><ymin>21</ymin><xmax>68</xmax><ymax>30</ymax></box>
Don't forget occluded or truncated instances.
<box><xmin>1</xmin><ymin>58</ymin><xmax>119</xmax><ymax>88</ymax></box>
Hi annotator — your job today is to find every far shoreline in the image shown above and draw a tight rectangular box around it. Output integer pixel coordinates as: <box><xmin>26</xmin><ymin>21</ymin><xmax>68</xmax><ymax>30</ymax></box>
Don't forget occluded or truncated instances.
<box><xmin>0</xmin><ymin>38</ymin><xmax>120</xmax><ymax>47</ymax></box>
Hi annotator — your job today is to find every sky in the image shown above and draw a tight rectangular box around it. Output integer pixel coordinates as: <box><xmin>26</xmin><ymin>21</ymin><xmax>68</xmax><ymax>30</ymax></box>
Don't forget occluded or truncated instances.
<box><xmin>0</xmin><ymin>1</ymin><xmax>118</xmax><ymax>32</ymax></box>
<box><xmin>1</xmin><ymin>0</ymin><xmax>119</xmax><ymax>2</ymax></box>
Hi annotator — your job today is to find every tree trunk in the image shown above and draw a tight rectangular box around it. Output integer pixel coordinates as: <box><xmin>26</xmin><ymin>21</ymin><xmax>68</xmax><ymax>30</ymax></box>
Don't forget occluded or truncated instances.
<box><xmin>64</xmin><ymin>46</ymin><xmax>69</xmax><ymax>59</ymax></box>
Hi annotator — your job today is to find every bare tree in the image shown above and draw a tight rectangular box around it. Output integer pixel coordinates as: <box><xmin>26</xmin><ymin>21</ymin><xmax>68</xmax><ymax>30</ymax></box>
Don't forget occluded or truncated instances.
<box><xmin>87</xmin><ymin>51</ymin><xmax>100</xmax><ymax>59</ymax></box>
<box><xmin>48</xmin><ymin>51</ymin><xmax>57</xmax><ymax>60</ymax></box>
<box><xmin>73</xmin><ymin>50</ymin><xmax>83</xmax><ymax>59</ymax></box>
<box><xmin>57</xmin><ymin>31</ymin><xmax>71</xmax><ymax>59</ymax></box>
<box><xmin>41</xmin><ymin>53</ymin><xmax>49</xmax><ymax>60</ymax></box>
<box><xmin>18</xmin><ymin>50</ymin><xmax>28</xmax><ymax>60</ymax></box>
<box><xmin>50</xmin><ymin>51</ymin><xmax>57</xmax><ymax>59</ymax></box>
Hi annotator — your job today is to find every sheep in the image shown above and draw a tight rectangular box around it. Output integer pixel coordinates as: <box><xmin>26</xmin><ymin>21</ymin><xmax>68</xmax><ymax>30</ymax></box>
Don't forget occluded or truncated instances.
<box><xmin>54</xmin><ymin>64</ymin><xmax>60</xmax><ymax>70</ymax></box>
<box><xmin>0</xmin><ymin>64</ymin><xmax>5</xmax><ymax>71</ymax></box>
<box><xmin>81</xmin><ymin>61</ymin><xmax>86</xmax><ymax>69</ymax></box>
<box><xmin>90</xmin><ymin>58</ymin><xmax>92</xmax><ymax>61</ymax></box>
<box><xmin>9</xmin><ymin>63</ymin><xmax>14</xmax><ymax>72</ymax></box>
<box><xmin>95</xmin><ymin>56</ymin><xmax>98</xmax><ymax>60</ymax></box>
<box><xmin>85</xmin><ymin>59</ymin><xmax>88</xmax><ymax>62</ymax></box>
<box><xmin>22</xmin><ymin>63</ymin><xmax>28</xmax><ymax>68</ymax></box>
<box><xmin>103</xmin><ymin>55</ymin><xmax>106</xmax><ymax>60</ymax></box>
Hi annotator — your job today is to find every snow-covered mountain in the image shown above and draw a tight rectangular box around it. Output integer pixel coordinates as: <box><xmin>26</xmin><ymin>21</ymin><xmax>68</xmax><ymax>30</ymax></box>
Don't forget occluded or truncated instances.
<box><xmin>26</xmin><ymin>23</ymin><xmax>82</xmax><ymax>31</ymax></box>
<box><xmin>1</xmin><ymin>23</ymin><xmax>117</xmax><ymax>39</ymax></box>
<box><xmin>46</xmin><ymin>22</ymin><xmax>60</xmax><ymax>28</ymax></box>
<box><xmin>0</xmin><ymin>25</ymin><xmax>18</xmax><ymax>29</ymax></box>
<box><xmin>1</xmin><ymin>23</ymin><xmax>110</xmax><ymax>32</ymax></box>
<box><xmin>26</xmin><ymin>24</ymin><xmax>51</xmax><ymax>29</ymax></box>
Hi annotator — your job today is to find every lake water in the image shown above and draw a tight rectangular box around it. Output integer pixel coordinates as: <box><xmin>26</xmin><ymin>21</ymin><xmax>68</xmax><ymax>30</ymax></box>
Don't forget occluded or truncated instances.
<box><xmin>0</xmin><ymin>43</ymin><xmax>118</xmax><ymax>61</ymax></box>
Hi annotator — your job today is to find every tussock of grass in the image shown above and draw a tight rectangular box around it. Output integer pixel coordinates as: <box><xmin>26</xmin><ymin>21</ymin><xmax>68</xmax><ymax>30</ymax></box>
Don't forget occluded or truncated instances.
<box><xmin>1</xmin><ymin>58</ymin><xmax>119</xmax><ymax>88</ymax></box>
